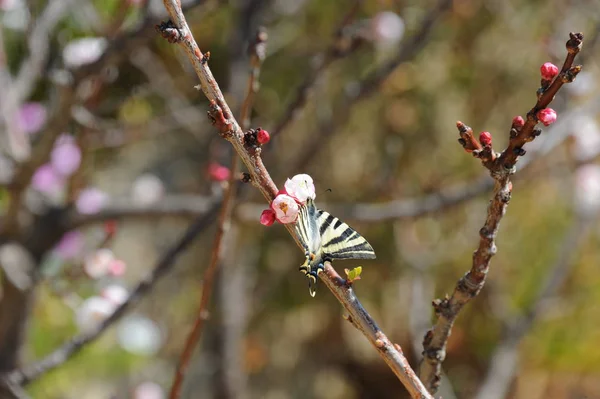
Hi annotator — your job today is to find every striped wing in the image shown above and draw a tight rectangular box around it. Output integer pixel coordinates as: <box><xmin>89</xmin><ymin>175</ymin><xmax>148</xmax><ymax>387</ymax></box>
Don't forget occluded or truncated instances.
<box><xmin>313</xmin><ymin>202</ymin><xmax>376</xmax><ymax>261</ymax></box>
<box><xmin>295</xmin><ymin>198</ymin><xmax>322</xmax><ymax>255</ymax></box>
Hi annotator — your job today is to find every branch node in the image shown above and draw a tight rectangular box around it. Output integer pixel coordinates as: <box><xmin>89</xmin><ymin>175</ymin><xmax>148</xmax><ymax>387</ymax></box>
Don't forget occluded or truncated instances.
<box><xmin>207</xmin><ymin>100</ymin><xmax>234</xmax><ymax>138</ymax></box>
<box><xmin>566</xmin><ymin>32</ymin><xmax>584</xmax><ymax>54</ymax></box>
<box><xmin>241</xmin><ymin>173</ymin><xmax>252</xmax><ymax>183</ymax></box>
<box><xmin>155</xmin><ymin>20</ymin><xmax>183</xmax><ymax>43</ymax></box>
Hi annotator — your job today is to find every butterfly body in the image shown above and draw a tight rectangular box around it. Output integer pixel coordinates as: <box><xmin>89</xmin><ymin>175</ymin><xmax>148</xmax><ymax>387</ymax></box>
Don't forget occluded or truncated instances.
<box><xmin>295</xmin><ymin>198</ymin><xmax>376</xmax><ymax>296</ymax></box>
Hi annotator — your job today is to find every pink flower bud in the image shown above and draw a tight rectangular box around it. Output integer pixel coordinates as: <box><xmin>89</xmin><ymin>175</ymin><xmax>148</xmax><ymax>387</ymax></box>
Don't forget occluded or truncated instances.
<box><xmin>208</xmin><ymin>163</ymin><xmax>231</xmax><ymax>182</ymax></box>
<box><xmin>479</xmin><ymin>131</ymin><xmax>492</xmax><ymax>146</ymax></box>
<box><xmin>260</xmin><ymin>209</ymin><xmax>276</xmax><ymax>226</ymax></box>
<box><xmin>540</xmin><ymin>62</ymin><xmax>559</xmax><ymax>81</ymax></box>
<box><xmin>257</xmin><ymin>128</ymin><xmax>270</xmax><ymax>145</ymax></box>
<box><xmin>270</xmin><ymin>194</ymin><xmax>299</xmax><ymax>224</ymax></box>
<box><xmin>537</xmin><ymin>108</ymin><xmax>557</xmax><ymax>126</ymax></box>
<box><xmin>512</xmin><ymin>116</ymin><xmax>525</xmax><ymax>128</ymax></box>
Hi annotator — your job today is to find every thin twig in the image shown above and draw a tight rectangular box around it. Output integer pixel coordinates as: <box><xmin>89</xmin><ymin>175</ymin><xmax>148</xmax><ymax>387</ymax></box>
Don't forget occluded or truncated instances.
<box><xmin>158</xmin><ymin>2</ymin><xmax>433</xmax><ymax>398</ymax></box>
<box><xmin>290</xmin><ymin>0</ymin><xmax>452</xmax><ymax>173</ymax></box>
<box><xmin>12</xmin><ymin>0</ymin><xmax>75</xmax><ymax>104</ymax></box>
<box><xmin>270</xmin><ymin>0</ymin><xmax>363</xmax><ymax>138</ymax></box>
<box><xmin>419</xmin><ymin>33</ymin><xmax>584</xmax><ymax>394</ymax></box>
<box><xmin>8</xmin><ymin>200</ymin><xmax>221</xmax><ymax>386</ymax></box>
<box><xmin>168</xmin><ymin>28</ymin><xmax>267</xmax><ymax>399</ymax></box>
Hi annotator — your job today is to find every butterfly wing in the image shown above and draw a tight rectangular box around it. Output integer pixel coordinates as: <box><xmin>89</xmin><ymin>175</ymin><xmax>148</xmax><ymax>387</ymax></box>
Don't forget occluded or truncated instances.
<box><xmin>295</xmin><ymin>199</ymin><xmax>321</xmax><ymax>257</ymax></box>
<box><xmin>316</xmin><ymin>208</ymin><xmax>376</xmax><ymax>261</ymax></box>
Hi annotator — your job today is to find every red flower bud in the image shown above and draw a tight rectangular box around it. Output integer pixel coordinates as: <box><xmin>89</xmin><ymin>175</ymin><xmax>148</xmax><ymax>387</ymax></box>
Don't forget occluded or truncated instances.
<box><xmin>512</xmin><ymin>116</ymin><xmax>525</xmax><ymax>128</ymax></box>
<box><xmin>257</xmin><ymin>128</ymin><xmax>270</xmax><ymax>145</ymax></box>
<box><xmin>540</xmin><ymin>62</ymin><xmax>559</xmax><ymax>81</ymax></box>
<box><xmin>479</xmin><ymin>131</ymin><xmax>492</xmax><ymax>147</ymax></box>
<box><xmin>260</xmin><ymin>209</ymin><xmax>276</xmax><ymax>226</ymax></box>
<box><xmin>537</xmin><ymin>108</ymin><xmax>557</xmax><ymax>126</ymax></box>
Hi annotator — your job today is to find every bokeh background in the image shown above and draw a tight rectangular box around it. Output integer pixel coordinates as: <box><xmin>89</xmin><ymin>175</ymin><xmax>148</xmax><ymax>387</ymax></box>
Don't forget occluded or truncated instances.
<box><xmin>1</xmin><ymin>0</ymin><xmax>600</xmax><ymax>398</ymax></box>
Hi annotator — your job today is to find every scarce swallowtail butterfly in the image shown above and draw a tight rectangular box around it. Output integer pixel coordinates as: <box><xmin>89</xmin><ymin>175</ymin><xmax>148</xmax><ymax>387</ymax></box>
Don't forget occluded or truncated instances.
<box><xmin>295</xmin><ymin>198</ymin><xmax>376</xmax><ymax>296</ymax></box>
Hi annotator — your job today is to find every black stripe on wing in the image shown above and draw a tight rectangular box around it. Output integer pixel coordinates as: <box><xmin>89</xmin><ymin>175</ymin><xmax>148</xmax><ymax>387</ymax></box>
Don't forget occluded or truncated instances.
<box><xmin>317</xmin><ymin>209</ymin><xmax>376</xmax><ymax>261</ymax></box>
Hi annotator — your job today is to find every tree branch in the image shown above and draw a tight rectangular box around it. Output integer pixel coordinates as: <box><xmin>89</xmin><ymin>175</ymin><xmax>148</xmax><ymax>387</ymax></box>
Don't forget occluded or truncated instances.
<box><xmin>473</xmin><ymin>215</ymin><xmax>595</xmax><ymax>399</ymax></box>
<box><xmin>8</xmin><ymin>201</ymin><xmax>221</xmax><ymax>386</ymax></box>
<box><xmin>418</xmin><ymin>33</ymin><xmax>584</xmax><ymax>394</ymax></box>
<box><xmin>157</xmin><ymin>2</ymin><xmax>433</xmax><ymax>398</ymax></box>
<box><xmin>168</xmin><ymin>27</ymin><xmax>267</xmax><ymax>399</ymax></box>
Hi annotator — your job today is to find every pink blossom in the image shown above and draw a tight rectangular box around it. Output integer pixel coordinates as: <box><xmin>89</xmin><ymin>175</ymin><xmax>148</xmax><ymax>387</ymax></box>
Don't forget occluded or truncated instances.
<box><xmin>101</xmin><ymin>285</ymin><xmax>129</xmax><ymax>306</ymax></box>
<box><xmin>63</xmin><ymin>37</ymin><xmax>107</xmax><ymax>68</ymax></box>
<box><xmin>76</xmin><ymin>188</ymin><xmax>108</xmax><ymax>215</ymax></box>
<box><xmin>31</xmin><ymin>163</ymin><xmax>64</xmax><ymax>193</ymax></box>
<box><xmin>284</xmin><ymin>174</ymin><xmax>316</xmax><ymax>204</ymax></box>
<box><xmin>51</xmin><ymin>135</ymin><xmax>81</xmax><ymax>176</ymax></box>
<box><xmin>574</xmin><ymin>164</ymin><xmax>600</xmax><ymax>215</ymax></box>
<box><xmin>270</xmin><ymin>193</ymin><xmax>299</xmax><ymax>224</ymax></box>
<box><xmin>537</xmin><ymin>108</ymin><xmax>557</xmax><ymax>126</ymax></box>
<box><xmin>540</xmin><ymin>62</ymin><xmax>559</xmax><ymax>81</ymax></box>
<box><xmin>75</xmin><ymin>296</ymin><xmax>116</xmax><ymax>332</ymax></box>
<box><xmin>132</xmin><ymin>174</ymin><xmax>164</xmax><ymax>205</ymax></box>
<box><xmin>55</xmin><ymin>230</ymin><xmax>85</xmax><ymax>260</ymax></box>
<box><xmin>17</xmin><ymin>102</ymin><xmax>47</xmax><ymax>135</ymax></box>
<box><xmin>370</xmin><ymin>12</ymin><xmax>405</xmax><ymax>44</ymax></box>
<box><xmin>208</xmin><ymin>163</ymin><xmax>231</xmax><ymax>182</ymax></box>
<box><xmin>84</xmin><ymin>248</ymin><xmax>114</xmax><ymax>279</ymax></box>
<box><xmin>133</xmin><ymin>381</ymin><xmax>164</xmax><ymax>399</ymax></box>
<box><xmin>260</xmin><ymin>209</ymin><xmax>276</xmax><ymax>226</ymax></box>
<box><xmin>108</xmin><ymin>259</ymin><xmax>127</xmax><ymax>276</ymax></box>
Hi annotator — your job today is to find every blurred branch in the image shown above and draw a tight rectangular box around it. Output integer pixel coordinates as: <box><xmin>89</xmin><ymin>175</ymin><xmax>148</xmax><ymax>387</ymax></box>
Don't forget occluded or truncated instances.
<box><xmin>419</xmin><ymin>33</ymin><xmax>584</xmax><ymax>394</ymax></box>
<box><xmin>291</xmin><ymin>0</ymin><xmax>452</xmax><ymax>172</ymax></box>
<box><xmin>157</xmin><ymin>2</ymin><xmax>433</xmax><ymax>398</ymax></box>
<box><xmin>129</xmin><ymin>47</ymin><xmax>207</xmax><ymax>138</ymax></box>
<box><xmin>270</xmin><ymin>0</ymin><xmax>363</xmax><ymax>138</ymax></box>
<box><xmin>12</xmin><ymin>0</ymin><xmax>75</xmax><ymax>104</ymax></box>
<box><xmin>473</xmin><ymin>215</ymin><xmax>595</xmax><ymax>399</ymax></box>
<box><xmin>168</xmin><ymin>28</ymin><xmax>267</xmax><ymax>399</ymax></box>
<box><xmin>8</xmin><ymin>200</ymin><xmax>221</xmax><ymax>386</ymax></box>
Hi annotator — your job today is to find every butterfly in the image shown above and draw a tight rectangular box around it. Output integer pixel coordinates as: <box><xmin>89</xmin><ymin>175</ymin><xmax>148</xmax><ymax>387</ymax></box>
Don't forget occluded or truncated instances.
<box><xmin>294</xmin><ymin>198</ymin><xmax>376</xmax><ymax>296</ymax></box>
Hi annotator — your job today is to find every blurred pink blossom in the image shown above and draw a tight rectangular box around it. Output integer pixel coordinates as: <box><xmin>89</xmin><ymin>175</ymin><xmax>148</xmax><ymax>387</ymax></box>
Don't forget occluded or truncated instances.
<box><xmin>31</xmin><ymin>163</ymin><xmax>64</xmax><ymax>193</ymax></box>
<box><xmin>131</xmin><ymin>174</ymin><xmax>165</xmax><ymax>206</ymax></box>
<box><xmin>117</xmin><ymin>315</ymin><xmax>163</xmax><ymax>356</ymax></box>
<box><xmin>370</xmin><ymin>12</ymin><xmax>405</xmax><ymax>45</ymax></box>
<box><xmin>76</xmin><ymin>188</ymin><xmax>108</xmax><ymax>215</ymax></box>
<box><xmin>108</xmin><ymin>259</ymin><xmax>127</xmax><ymax>277</ymax></box>
<box><xmin>271</xmin><ymin>193</ymin><xmax>299</xmax><ymax>224</ymax></box>
<box><xmin>574</xmin><ymin>164</ymin><xmax>600</xmax><ymax>215</ymax></box>
<box><xmin>75</xmin><ymin>296</ymin><xmax>116</xmax><ymax>332</ymax></box>
<box><xmin>101</xmin><ymin>285</ymin><xmax>129</xmax><ymax>306</ymax></box>
<box><xmin>84</xmin><ymin>248</ymin><xmax>114</xmax><ymax>279</ymax></box>
<box><xmin>133</xmin><ymin>381</ymin><xmax>165</xmax><ymax>399</ymax></box>
<box><xmin>63</xmin><ymin>37</ymin><xmax>107</xmax><ymax>68</ymax></box>
<box><xmin>51</xmin><ymin>135</ymin><xmax>82</xmax><ymax>176</ymax></box>
<box><xmin>55</xmin><ymin>231</ymin><xmax>85</xmax><ymax>260</ymax></box>
<box><xmin>17</xmin><ymin>102</ymin><xmax>47</xmax><ymax>135</ymax></box>
<box><xmin>208</xmin><ymin>163</ymin><xmax>231</xmax><ymax>182</ymax></box>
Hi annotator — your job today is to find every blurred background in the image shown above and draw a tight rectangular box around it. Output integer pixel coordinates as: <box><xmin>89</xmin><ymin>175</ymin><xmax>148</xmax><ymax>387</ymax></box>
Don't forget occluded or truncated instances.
<box><xmin>0</xmin><ymin>0</ymin><xmax>599</xmax><ymax>398</ymax></box>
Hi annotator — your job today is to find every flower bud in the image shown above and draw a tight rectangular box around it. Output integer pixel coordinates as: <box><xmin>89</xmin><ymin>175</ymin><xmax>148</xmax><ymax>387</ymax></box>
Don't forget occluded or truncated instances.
<box><xmin>540</xmin><ymin>62</ymin><xmax>559</xmax><ymax>81</ymax></box>
<box><xmin>257</xmin><ymin>128</ymin><xmax>270</xmax><ymax>145</ymax></box>
<box><xmin>479</xmin><ymin>131</ymin><xmax>492</xmax><ymax>146</ymax></box>
<box><xmin>537</xmin><ymin>108</ymin><xmax>557</xmax><ymax>126</ymax></box>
